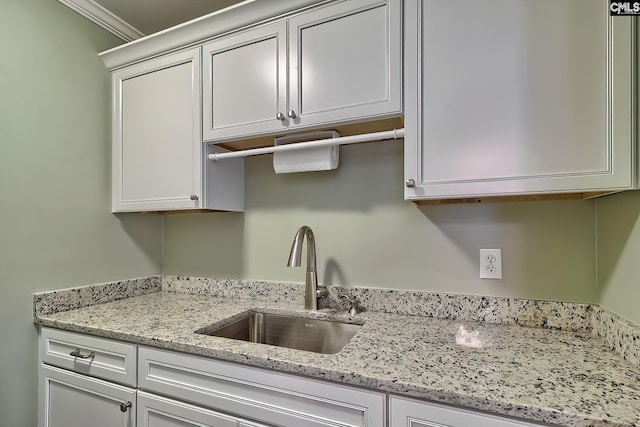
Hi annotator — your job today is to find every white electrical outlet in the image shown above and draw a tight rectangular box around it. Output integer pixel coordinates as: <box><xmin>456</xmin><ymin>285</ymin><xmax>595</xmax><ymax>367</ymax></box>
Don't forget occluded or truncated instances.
<box><xmin>480</xmin><ymin>249</ymin><xmax>502</xmax><ymax>279</ymax></box>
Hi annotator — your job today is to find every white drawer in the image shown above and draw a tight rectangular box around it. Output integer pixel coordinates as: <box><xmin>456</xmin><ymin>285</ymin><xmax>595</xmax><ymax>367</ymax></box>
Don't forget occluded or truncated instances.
<box><xmin>390</xmin><ymin>395</ymin><xmax>548</xmax><ymax>427</ymax></box>
<box><xmin>139</xmin><ymin>346</ymin><xmax>386</xmax><ymax>427</ymax></box>
<box><xmin>40</xmin><ymin>327</ymin><xmax>137</xmax><ymax>387</ymax></box>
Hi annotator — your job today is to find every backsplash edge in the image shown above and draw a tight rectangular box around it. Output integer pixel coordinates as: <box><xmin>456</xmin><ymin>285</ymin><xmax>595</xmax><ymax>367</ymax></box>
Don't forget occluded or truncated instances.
<box><xmin>32</xmin><ymin>276</ymin><xmax>162</xmax><ymax>319</ymax></box>
<box><xmin>162</xmin><ymin>275</ymin><xmax>593</xmax><ymax>330</ymax></box>
<box><xmin>592</xmin><ymin>307</ymin><xmax>640</xmax><ymax>368</ymax></box>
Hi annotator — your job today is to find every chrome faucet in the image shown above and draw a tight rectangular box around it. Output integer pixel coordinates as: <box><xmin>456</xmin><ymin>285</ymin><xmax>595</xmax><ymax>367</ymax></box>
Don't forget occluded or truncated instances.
<box><xmin>287</xmin><ymin>226</ymin><xmax>328</xmax><ymax>310</ymax></box>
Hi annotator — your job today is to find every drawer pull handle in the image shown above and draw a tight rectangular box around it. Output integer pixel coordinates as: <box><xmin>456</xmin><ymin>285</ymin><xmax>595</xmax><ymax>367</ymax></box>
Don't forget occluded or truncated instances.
<box><xmin>120</xmin><ymin>401</ymin><xmax>132</xmax><ymax>413</ymax></box>
<box><xmin>69</xmin><ymin>348</ymin><xmax>95</xmax><ymax>360</ymax></box>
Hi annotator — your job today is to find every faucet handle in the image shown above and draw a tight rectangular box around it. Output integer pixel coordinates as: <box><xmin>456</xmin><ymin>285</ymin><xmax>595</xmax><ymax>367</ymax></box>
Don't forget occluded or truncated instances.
<box><xmin>339</xmin><ymin>294</ymin><xmax>362</xmax><ymax>315</ymax></box>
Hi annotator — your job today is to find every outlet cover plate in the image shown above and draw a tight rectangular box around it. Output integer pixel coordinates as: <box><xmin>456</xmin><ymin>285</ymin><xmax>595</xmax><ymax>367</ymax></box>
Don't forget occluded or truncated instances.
<box><xmin>480</xmin><ymin>249</ymin><xmax>502</xmax><ymax>279</ymax></box>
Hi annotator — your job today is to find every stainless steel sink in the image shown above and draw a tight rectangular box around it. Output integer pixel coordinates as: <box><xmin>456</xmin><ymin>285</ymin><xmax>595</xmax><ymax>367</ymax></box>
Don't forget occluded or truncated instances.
<box><xmin>196</xmin><ymin>312</ymin><xmax>362</xmax><ymax>354</ymax></box>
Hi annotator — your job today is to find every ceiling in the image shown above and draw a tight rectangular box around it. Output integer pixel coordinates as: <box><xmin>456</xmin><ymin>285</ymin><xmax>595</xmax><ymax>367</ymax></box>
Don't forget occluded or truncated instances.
<box><xmin>61</xmin><ymin>0</ymin><xmax>246</xmax><ymax>41</ymax></box>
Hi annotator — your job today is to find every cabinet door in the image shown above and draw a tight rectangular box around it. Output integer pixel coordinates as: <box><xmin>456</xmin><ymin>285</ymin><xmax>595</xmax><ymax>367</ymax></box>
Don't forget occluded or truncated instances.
<box><xmin>389</xmin><ymin>396</ymin><xmax>545</xmax><ymax>427</ymax></box>
<box><xmin>113</xmin><ymin>48</ymin><xmax>202</xmax><ymax>212</ymax></box>
<box><xmin>39</xmin><ymin>364</ymin><xmax>135</xmax><ymax>427</ymax></box>
<box><xmin>137</xmin><ymin>392</ymin><xmax>268</xmax><ymax>427</ymax></box>
<box><xmin>288</xmin><ymin>0</ymin><xmax>402</xmax><ymax>129</ymax></box>
<box><xmin>404</xmin><ymin>0</ymin><xmax>635</xmax><ymax>200</ymax></box>
<box><xmin>202</xmin><ymin>21</ymin><xmax>287</xmax><ymax>142</ymax></box>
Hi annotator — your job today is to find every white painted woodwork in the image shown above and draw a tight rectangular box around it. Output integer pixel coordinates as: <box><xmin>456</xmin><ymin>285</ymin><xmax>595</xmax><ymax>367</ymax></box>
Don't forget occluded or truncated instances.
<box><xmin>404</xmin><ymin>0</ymin><xmax>637</xmax><ymax>200</ymax></box>
<box><xmin>40</xmin><ymin>327</ymin><xmax>137</xmax><ymax>386</ymax></box>
<box><xmin>138</xmin><ymin>346</ymin><xmax>386</xmax><ymax>427</ymax></box>
<box><xmin>202</xmin><ymin>0</ymin><xmax>402</xmax><ymax>143</ymax></box>
<box><xmin>99</xmin><ymin>0</ymin><xmax>323</xmax><ymax>70</ymax></box>
<box><xmin>288</xmin><ymin>0</ymin><xmax>402</xmax><ymax>129</ymax></box>
<box><xmin>112</xmin><ymin>47</ymin><xmax>244</xmax><ymax>212</ymax></box>
<box><xmin>113</xmin><ymin>48</ymin><xmax>202</xmax><ymax>212</ymax></box>
<box><xmin>39</xmin><ymin>364</ymin><xmax>135</xmax><ymax>427</ymax></box>
<box><xmin>389</xmin><ymin>396</ymin><xmax>546</xmax><ymax>427</ymax></box>
<box><xmin>57</xmin><ymin>0</ymin><xmax>144</xmax><ymax>42</ymax></box>
<box><xmin>204</xmin><ymin>145</ymin><xmax>245</xmax><ymax>212</ymax></box>
<box><xmin>202</xmin><ymin>21</ymin><xmax>288</xmax><ymax>141</ymax></box>
<box><xmin>137</xmin><ymin>391</ymin><xmax>268</xmax><ymax>427</ymax></box>
<box><xmin>37</xmin><ymin>329</ymin><xmax>558</xmax><ymax>427</ymax></box>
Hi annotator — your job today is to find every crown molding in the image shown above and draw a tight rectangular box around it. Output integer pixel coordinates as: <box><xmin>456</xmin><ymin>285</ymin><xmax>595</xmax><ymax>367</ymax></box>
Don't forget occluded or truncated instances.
<box><xmin>58</xmin><ymin>0</ymin><xmax>145</xmax><ymax>42</ymax></box>
<box><xmin>99</xmin><ymin>0</ymin><xmax>326</xmax><ymax>70</ymax></box>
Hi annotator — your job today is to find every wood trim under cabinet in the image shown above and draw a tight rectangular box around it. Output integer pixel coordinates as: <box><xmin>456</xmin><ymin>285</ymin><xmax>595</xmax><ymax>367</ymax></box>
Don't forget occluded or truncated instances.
<box><xmin>217</xmin><ymin>117</ymin><xmax>405</xmax><ymax>152</ymax></box>
<box><xmin>414</xmin><ymin>191</ymin><xmax>619</xmax><ymax>205</ymax></box>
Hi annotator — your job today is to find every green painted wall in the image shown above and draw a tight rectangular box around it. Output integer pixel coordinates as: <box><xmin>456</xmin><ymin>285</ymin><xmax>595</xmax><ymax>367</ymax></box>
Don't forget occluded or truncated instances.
<box><xmin>596</xmin><ymin>191</ymin><xmax>640</xmax><ymax>325</ymax></box>
<box><xmin>164</xmin><ymin>141</ymin><xmax>597</xmax><ymax>303</ymax></box>
<box><xmin>0</xmin><ymin>1</ymin><xmax>163</xmax><ymax>425</ymax></box>
<box><xmin>3</xmin><ymin>1</ymin><xmax>637</xmax><ymax>425</ymax></box>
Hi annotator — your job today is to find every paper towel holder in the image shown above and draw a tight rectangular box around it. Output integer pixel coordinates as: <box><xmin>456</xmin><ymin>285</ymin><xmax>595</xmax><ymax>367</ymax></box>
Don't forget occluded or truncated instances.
<box><xmin>274</xmin><ymin>130</ymin><xmax>340</xmax><ymax>159</ymax></box>
<box><xmin>273</xmin><ymin>130</ymin><xmax>340</xmax><ymax>173</ymax></box>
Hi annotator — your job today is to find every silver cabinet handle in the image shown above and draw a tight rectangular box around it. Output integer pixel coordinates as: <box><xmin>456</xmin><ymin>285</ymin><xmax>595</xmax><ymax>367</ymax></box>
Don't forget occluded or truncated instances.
<box><xmin>276</xmin><ymin>112</ymin><xmax>285</xmax><ymax>121</ymax></box>
<box><xmin>287</xmin><ymin>110</ymin><xmax>297</xmax><ymax>119</ymax></box>
<box><xmin>190</xmin><ymin>195</ymin><xmax>199</xmax><ymax>201</ymax></box>
<box><xmin>70</xmin><ymin>348</ymin><xmax>95</xmax><ymax>360</ymax></box>
<box><xmin>405</xmin><ymin>179</ymin><xmax>416</xmax><ymax>188</ymax></box>
<box><xmin>119</xmin><ymin>401</ymin><xmax>132</xmax><ymax>413</ymax></box>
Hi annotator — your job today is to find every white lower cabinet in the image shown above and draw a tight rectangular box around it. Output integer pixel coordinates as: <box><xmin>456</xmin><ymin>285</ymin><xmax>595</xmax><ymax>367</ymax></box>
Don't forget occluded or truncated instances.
<box><xmin>137</xmin><ymin>391</ymin><xmax>266</xmax><ymax>427</ymax></box>
<box><xmin>39</xmin><ymin>364</ymin><xmax>136</xmax><ymax>427</ymax></box>
<box><xmin>389</xmin><ymin>396</ymin><xmax>545</xmax><ymax>427</ymax></box>
<box><xmin>138</xmin><ymin>346</ymin><xmax>386</xmax><ymax>427</ymax></box>
<box><xmin>38</xmin><ymin>328</ymin><xmax>138</xmax><ymax>427</ymax></box>
<box><xmin>39</xmin><ymin>328</ymin><xmax>554</xmax><ymax>427</ymax></box>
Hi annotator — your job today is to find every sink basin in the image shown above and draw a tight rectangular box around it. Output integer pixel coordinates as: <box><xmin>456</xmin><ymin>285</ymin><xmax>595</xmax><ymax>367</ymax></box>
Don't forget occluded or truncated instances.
<box><xmin>196</xmin><ymin>312</ymin><xmax>362</xmax><ymax>354</ymax></box>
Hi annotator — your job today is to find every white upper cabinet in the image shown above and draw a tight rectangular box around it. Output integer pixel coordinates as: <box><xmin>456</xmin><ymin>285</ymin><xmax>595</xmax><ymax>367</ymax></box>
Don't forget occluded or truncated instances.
<box><xmin>288</xmin><ymin>0</ymin><xmax>402</xmax><ymax>128</ymax></box>
<box><xmin>113</xmin><ymin>48</ymin><xmax>203</xmax><ymax>212</ymax></box>
<box><xmin>112</xmin><ymin>48</ymin><xmax>244</xmax><ymax>213</ymax></box>
<box><xmin>404</xmin><ymin>0</ymin><xmax>637</xmax><ymax>201</ymax></box>
<box><xmin>203</xmin><ymin>0</ymin><xmax>402</xmax><ymax>143</ymax></box>
<box><xmin>202</xmin><ymin>22</ymin><xmax>288</xmax><ymax>141</ymax></box>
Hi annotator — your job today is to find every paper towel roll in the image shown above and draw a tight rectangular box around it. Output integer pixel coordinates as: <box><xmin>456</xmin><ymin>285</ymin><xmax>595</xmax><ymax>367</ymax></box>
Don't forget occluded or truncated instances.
<box><xmin>273</xmin><ymin>131</ymin><xmax>340</xmax><ymax>173</ymax></box>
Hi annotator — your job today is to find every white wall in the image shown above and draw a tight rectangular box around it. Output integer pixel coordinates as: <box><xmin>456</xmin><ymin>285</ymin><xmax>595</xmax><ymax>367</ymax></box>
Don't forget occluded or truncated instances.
<box><xmin>164</xmin><ymin>140</ymin><xmax>597</xmax><ymax>303</ymax></box>
<box><xmin>0</xmin><ymin>1</ymin><xmax>163</xmax><ymax>425</ymax></box>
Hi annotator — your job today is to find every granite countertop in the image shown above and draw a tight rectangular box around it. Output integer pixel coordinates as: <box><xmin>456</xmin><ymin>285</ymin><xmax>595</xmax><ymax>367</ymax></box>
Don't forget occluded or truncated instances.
<box><xmin>34</xmin><ymin>288</ymin><xmax>640</xmax><ymax>427</ymax></box>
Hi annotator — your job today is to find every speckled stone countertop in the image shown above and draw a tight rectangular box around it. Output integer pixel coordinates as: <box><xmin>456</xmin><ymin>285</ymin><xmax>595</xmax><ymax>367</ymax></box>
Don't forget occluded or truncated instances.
<box><xmin>35</xmin><ymin>288</ymin><xmax>640</xmax><ymax>427</ymax></box>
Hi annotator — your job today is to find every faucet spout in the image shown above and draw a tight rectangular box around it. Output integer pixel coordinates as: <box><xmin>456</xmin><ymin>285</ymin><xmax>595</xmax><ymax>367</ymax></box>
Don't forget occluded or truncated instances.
<box><xmin>287</xmin><ymin>226</ymin><xmax>327</xmax><ymax>310</ymax></box>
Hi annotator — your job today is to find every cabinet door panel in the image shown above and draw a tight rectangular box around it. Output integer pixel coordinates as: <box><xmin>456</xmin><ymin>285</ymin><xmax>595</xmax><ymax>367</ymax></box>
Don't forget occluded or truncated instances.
<box><xmin>203</xmin><ymin>22</ymin><xmax>287</xmax><ymax>142</ymax></box>
<box><xmin>113</xmin><ymin>48</ymin><xmax>202</xmax><ymax>211</ymax></box>
<box><xmin>404</xmin><ymin>0</ymin><xmax>635</xmax><ymax>199</ymax></box>
<box><xmin>289</xmin><ymin>0</ymin><xmax>402</xmax><ymax>128</ymax></box>
<box><xmin>137</xmin><ymin>392</ymin><xmax>249</xmax><ymax>427</ymax></box>
<box><xmin>40</xmin><ymin>365</ymin><xmax>135</xmax><ymax>427</ymax></box>
<box><xmin>390</xmin><ymin>396</ymin><xmax>545</xmax><ymax>427</ymax></box>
